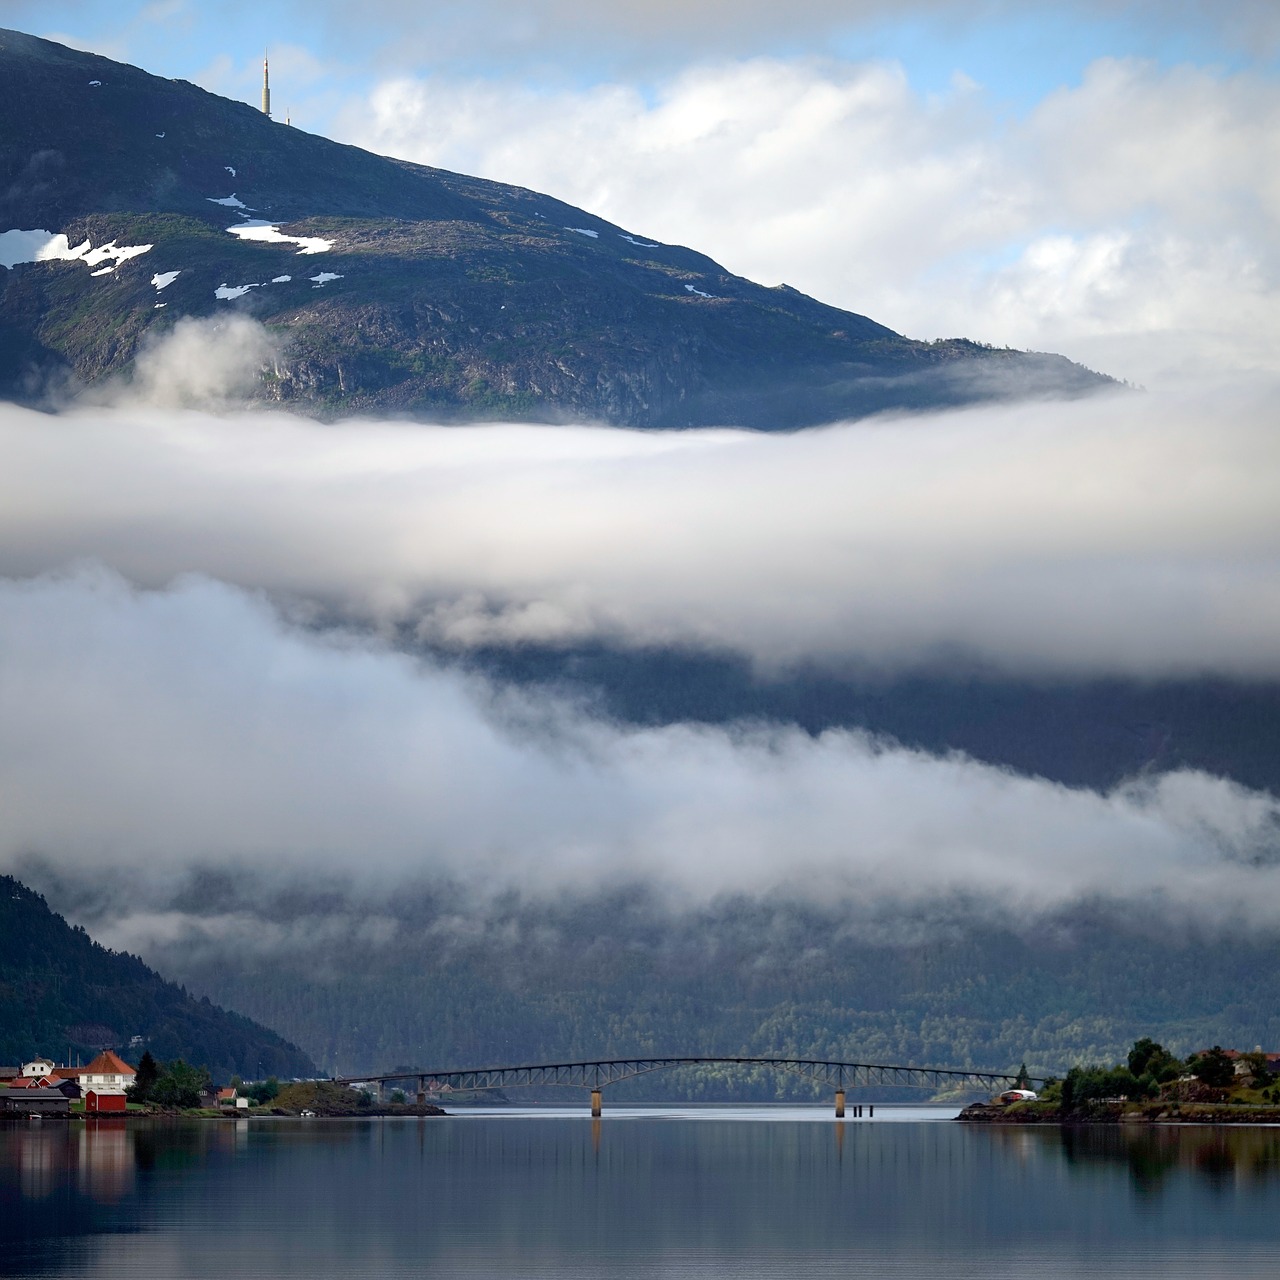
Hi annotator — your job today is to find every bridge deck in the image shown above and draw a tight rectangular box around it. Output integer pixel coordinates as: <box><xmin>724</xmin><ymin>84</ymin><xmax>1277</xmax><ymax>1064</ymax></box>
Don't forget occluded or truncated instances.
<box><xmin>333</xmin><ymin>1056</ymin><xmax>1041</xmax><ymax>1097</ymax></box>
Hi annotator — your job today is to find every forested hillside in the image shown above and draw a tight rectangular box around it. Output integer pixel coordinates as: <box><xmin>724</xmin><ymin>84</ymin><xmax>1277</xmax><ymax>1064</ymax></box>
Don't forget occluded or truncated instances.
<box><xmin>144</xmin><ymin>888</ymin><xmax>1280</xmax><ymax>1094</ymax></box>
<box><xmin>0</xmin><ymin>876</ymin><xmax>314</xmax><ymax>1079</ymax></box>
<box><xmin>465</xmin><ymin>646</ymin><xmax>1280</xmax><ymax>793</ymax></box>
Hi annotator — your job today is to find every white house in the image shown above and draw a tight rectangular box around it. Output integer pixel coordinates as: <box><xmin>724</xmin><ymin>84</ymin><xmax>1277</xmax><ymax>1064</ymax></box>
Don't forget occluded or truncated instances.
<box><xmin>61</xmin><ymin>1051</ymin><xmax>136</xmax><ymax>1093</ymax></box>
<box><xmin>20</xmin><ymin>1058</ymin><xmax>56</xmax><ymax>1078</ymax></box>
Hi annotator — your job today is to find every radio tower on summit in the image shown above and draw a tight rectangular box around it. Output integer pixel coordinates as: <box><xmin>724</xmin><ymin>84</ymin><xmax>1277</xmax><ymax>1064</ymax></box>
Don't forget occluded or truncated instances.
<box><xmin>261</xmin><ymin>52</ymin><xmax>271</xmax><ymax>118</ymax></box>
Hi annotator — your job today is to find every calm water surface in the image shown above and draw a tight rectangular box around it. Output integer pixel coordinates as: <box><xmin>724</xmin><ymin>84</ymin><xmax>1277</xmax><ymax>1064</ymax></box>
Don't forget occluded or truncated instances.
<box><xmin>4</xmin><ymin>1106</ymin><xmax>1280</xmax><ymax>1278</ymax></box>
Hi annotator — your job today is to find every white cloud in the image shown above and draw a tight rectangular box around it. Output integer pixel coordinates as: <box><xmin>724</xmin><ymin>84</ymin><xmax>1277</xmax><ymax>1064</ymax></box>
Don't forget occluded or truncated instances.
<box><xmin>0</xmin><ymin>371</ymin><xmax>1278</xmax><ymax>678</ymax></box>
<box><xmin>255</xmin><ymin>0</ymin><xmax>1280</xmax><ymax>69</ymax></box>
<box><xmin>2</xmin><ymin>567</ymin><xmax>1278</xmax><ymax>922</ymax></box>
<box><xmin>340</xmin><ymin>54</ymin><xmax>1280</xmax><ymax>386</ymax></box>
<box><xmin>122</xmin><ymin>314</ymin><xmax>279</xmax><ymax>407</ymax></box>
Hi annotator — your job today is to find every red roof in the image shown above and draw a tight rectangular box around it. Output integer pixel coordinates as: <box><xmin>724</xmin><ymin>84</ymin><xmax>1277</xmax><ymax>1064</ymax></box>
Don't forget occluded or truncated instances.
<box><xmin>80</xmin><ymin>1051</ymin><xmax>136</xmax><ymax>1077</ymax></box>
<box><xmin>1201</xmin><ymin>1049</ymin><xmax>1280</xmax><ymax>1062</ymax></box>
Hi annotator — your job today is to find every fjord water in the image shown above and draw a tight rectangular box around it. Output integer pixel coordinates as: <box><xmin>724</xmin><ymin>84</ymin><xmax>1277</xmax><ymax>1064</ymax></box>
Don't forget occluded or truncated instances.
<box><xmin>5</xmin><ymin>1109</ymin><xmax>1280</xmax><ymax>1278</ymax></box>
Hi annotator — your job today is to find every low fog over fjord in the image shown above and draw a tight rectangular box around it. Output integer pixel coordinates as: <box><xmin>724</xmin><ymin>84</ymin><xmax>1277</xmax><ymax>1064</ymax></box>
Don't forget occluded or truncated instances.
<box><xmin>2</xmin><ymin>320</ymin><xmax>1278</xmax><ymax>676</ymax></box>
<box><xmin>1</xmin><ymin>320</ymin><xmax>1279</xmax><ymax>950</ymax></box>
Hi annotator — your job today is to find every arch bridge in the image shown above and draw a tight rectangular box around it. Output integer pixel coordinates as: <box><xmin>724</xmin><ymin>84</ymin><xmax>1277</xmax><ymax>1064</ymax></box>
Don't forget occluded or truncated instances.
<box><xmin>333</xmin><ymin>1056</ymin><xmax>1042</xmax><ymax>1116</ymax></box>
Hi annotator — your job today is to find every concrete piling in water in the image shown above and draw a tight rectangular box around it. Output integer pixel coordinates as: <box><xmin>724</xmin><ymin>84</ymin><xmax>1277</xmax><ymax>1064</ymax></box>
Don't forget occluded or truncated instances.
<box><xmin>835</xmin><ymin>1089</ymin><xmax>846</xmax><ymax>1118</ymax></box>
<box><xmin>591</xmin><ymin>1089</ymin><xmax>603</xmax><ymax>1117</ymax></box>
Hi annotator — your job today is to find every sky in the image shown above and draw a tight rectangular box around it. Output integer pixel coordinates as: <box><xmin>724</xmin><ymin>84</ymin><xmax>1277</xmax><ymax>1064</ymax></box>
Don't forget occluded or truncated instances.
<box><xmin>5</xmin><ymin>0</ymin><xmax>1280</xmax><ymax>384</ymax></box>
<box><xmin>2</xmin><ymin>1</ymin><xmax>1279</xmax><ymax>948</ymax></box>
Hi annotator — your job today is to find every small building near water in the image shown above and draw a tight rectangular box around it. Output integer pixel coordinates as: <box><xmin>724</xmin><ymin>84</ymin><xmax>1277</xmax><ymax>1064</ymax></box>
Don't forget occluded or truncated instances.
<box><xmin>0</xmin><ymin>1087</ymin><xmax>70</xmax><ymax>1115</ymax></box>
<box><xmin>8</xmin><ymin>1074</ymin><xmax>80</xmax><ymax>1099</ymax></box>
<box><xmin>85</xmin><ymin>1090</ymin><xmax>128</xmax><ymax>1113</ymax></box>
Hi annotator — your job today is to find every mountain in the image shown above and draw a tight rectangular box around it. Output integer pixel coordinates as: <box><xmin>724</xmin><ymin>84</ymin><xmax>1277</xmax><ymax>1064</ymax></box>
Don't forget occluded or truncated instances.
<box><xmin>133</xmin><ymin>882</ymin><xmax>1280</xmax><ymax>1090</ymax></box>
<box><xmin>0</xmin><ymin>29</ymin><xmax>1114</xmax><ymax>426</ymax></box>
<box><xmin>0</xmin><ymin>875</ymin><xmax>315</xmax><ymax>1080</ymax></box>
<box><xmin>459</xmin><ymin>645</ymin><xmax>1280</xmax><ymax>793</ymax></box>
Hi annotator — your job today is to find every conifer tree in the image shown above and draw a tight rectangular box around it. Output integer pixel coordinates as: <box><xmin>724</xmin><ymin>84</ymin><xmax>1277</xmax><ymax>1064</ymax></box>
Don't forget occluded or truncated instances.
<box><xmin>127</xmin><ymin>1050</ymin><xmax>160</xmax><ymax>1103</ymax></box>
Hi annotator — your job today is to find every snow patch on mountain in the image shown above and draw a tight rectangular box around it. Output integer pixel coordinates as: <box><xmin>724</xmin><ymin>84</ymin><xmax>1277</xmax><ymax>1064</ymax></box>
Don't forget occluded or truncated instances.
<box><xmin>151</xmin><ymin>271</ymin><xmax>181</xmax><ymax>291</ymax></box>
<box><xmin>226</xmin><ymin>221</ymin><xmax>332</xmax><ymax>255</ymax></box>
<box><xmin>0</xmin><ymin>230</ymin><xmax>153</xmax><ymax>273</ymax></box>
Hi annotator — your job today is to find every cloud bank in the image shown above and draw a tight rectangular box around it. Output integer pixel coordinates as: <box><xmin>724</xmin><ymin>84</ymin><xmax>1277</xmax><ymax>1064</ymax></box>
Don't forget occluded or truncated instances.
<box><xmin>0</xmin><ymin>375</ymin><xmax>1277</xmax><ymax>676</ymax></box>
<box><xmin>2</xmin><ymin>568</ymin><xmax>1278</xmax><ymax>928</ymax></box>
<box><xmin>342</xmin><ymin>54</ymin><xmax>1280</xmax><ymax>387</ymax></box>
<box><xmin>205</xmin><ymin>0</ymin><xmax>1280</xmax><ymax>72</ymax></box>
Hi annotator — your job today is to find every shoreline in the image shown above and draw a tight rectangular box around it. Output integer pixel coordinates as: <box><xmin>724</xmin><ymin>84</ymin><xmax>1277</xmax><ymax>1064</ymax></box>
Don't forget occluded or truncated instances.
<box><xmin>959</xmin><ymin>1101</ymin><xmax>1280</xmax><ymax>1126</ymax></box>
<box><xmin>1</xmin><ymin>1103</ymin><xmax>448</xmax><ymax>1122</ymax></box>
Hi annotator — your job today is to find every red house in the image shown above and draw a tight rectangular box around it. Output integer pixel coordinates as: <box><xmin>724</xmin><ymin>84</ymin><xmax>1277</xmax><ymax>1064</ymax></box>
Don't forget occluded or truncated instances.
<box><xmin>85</xmin><ymin>1089</ymin><xmax>127</xmax><ymax>1113</ymax></box>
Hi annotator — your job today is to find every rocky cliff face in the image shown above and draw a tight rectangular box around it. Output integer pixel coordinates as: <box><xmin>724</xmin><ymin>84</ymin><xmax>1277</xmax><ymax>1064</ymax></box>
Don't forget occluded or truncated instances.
<box><xmin>0</xmin><ymin>28</ymin><xmax>1115</xmax><ymax>426</ymax></box>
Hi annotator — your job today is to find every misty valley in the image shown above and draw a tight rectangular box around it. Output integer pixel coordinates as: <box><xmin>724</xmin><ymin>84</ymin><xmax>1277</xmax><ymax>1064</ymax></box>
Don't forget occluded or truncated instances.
<box><xmin>4</xmin><ymin>13</ymin><xmax>1280</xmax><ymax>1280</ymax></box>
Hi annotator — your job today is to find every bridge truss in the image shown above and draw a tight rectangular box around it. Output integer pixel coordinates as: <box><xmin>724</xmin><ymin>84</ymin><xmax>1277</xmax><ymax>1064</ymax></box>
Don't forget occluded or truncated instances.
<box><xmin>334</xmin><ymin>1056</ymin><xmax>1040</xmax><ymax>1113</ymax></box>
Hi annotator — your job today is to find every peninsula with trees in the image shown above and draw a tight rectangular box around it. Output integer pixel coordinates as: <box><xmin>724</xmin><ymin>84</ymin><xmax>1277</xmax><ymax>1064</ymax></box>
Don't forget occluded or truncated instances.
<box><xmin>962</xmin><ymin>1039</ymin><xmax>1280</xmax><ymax>1124</ymax></box>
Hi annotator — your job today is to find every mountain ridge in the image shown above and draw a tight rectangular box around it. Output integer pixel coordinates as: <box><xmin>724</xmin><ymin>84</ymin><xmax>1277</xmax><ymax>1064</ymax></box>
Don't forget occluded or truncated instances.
<box><xmin>0</xmin><ymin>874</ymin><xmax>315</xmax><ymax>1081</ymax></box>
<box><xmin>0</xmin><ymin>27</ymin><xmax>1115</xmax><ymax>426</ymax></box>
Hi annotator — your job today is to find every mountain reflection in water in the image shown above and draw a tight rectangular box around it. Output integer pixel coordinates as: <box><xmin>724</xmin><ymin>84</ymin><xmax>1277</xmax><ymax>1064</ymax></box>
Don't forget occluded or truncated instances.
<box><xmin>4</xmin><ymin>1113</ymin><xmax>1280</xmax><ymax>1278</ymax></box>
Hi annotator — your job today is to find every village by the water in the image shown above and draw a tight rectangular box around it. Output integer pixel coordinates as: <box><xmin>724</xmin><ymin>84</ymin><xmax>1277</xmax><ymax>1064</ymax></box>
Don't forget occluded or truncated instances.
<box><xmin>6</xmin><ymin>1039</ymin><xmax>1280</xmax><ymax>1122</ymax></box>
<box><xmin>0</xmin><ymin>1048</ymin><xmax>449</xmax><ymax>1118</ymax></box>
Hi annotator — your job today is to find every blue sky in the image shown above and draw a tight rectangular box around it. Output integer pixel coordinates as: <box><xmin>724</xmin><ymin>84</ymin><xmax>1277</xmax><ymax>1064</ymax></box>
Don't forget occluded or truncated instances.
<box><xmin>9</xmin><ymin>0</ymin><xmax>1277</xmax><ymax>120</ymax></box>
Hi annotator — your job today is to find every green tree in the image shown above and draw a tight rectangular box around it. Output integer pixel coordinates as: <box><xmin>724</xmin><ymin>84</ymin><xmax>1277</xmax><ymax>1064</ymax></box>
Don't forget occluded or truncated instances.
<box><xmin>244</xmin><ymin>1076</ymin><xmax>280</xmax><ymax>1105</ymax></box>
<box><xmin>1060</xmin><ymin>1063</ymin><xmax>1147</xmax><ymax>1112</ymax></box>
<box><xmin>1013</xmin><ymin>1062</ymin><xmax>1030</xmax><ymax>1089</ymax></box>
<box><xmin>151</xmin><ymin>1059</ymin><xmax>212</xmax><ymax>1109</ymax></box>
<box><xmin>1238</xmin><ymin>1051</ymin><xmax>1271</xmax><ymax>1083</ymax></box>
<box><xmin>127</xmin><ymin>1050</ymin><xmax>160</xmax><ymax>1104</ymax></box>
<box><xmin>1127</xmin><ymin>1037</ymin><xmax>1181</xmax><ymax>1082</ymax></box>
<box><xmin>1189</xmin><ymin>1047</ymin><xmax>1235</xmax><ymax>1089</ymax></box>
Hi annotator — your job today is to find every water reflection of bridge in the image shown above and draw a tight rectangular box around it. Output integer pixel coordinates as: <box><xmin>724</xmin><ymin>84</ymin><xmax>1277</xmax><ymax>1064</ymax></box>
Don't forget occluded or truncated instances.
<box><xmin>332</xmin><ymin>1057</ymin><xmax>1044</xmax><ymax>1116</ymax></box>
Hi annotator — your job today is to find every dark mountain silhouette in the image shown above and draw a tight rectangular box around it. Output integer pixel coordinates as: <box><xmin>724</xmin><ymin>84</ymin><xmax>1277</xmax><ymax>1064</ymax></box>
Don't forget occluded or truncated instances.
<box><xmin>0</xmin><ymin>875</ymin><xmax>315</xmax><ymax>1081</ymax></box>
<box><xmin>0</xmin><ymin>28</ymin><xmax>1115</xmax><ymax>425</ymax></box>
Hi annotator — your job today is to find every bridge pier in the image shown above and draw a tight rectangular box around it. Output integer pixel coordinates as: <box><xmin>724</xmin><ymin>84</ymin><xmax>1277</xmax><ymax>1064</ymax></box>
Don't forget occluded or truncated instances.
<box><xmin>834</xmin><ymin>1089</ymin><xmax>845</xmax><ymax>1118</ymax></box>
<box><xmin>591</xmin><ymin>1089</ymin><xmax>603</xmax><ymax>1117</ymax></box>
<box><xmin>417</xmin><ymin>1076</ymin><xmax>426</xmax><ymax>1107</ymax></box>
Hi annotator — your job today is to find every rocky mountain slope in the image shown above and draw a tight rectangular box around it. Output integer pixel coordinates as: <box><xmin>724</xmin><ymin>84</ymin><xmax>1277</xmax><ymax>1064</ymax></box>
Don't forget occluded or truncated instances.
<box><xmin>0</xmin><ymin>28</ymin><xmax>1114</xmax><ymax>425</ymax></box>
